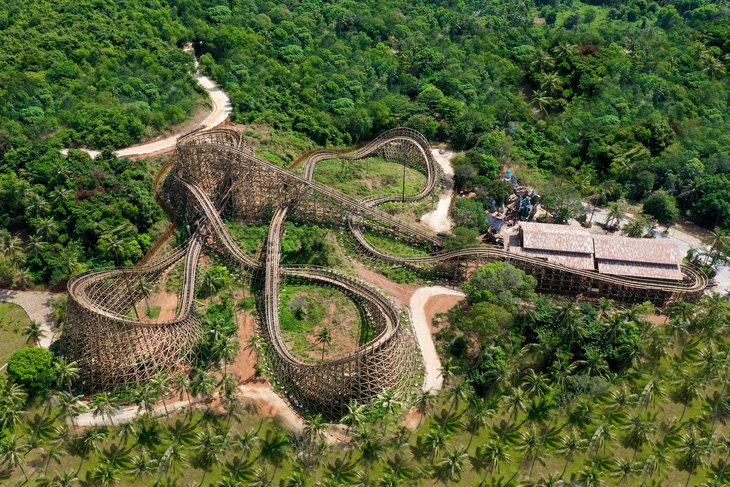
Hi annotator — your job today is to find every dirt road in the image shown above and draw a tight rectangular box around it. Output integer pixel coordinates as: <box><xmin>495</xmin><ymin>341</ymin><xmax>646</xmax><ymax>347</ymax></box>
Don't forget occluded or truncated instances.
<box><xmin>421</xmin><ymin>149</ymin><xmax>456</xmax><ymax>233</ymax></box>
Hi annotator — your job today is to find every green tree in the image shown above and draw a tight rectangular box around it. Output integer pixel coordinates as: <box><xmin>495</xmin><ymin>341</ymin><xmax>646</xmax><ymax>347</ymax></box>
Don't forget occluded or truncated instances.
<box><xmin>7</xmin><ymin>347</ymin><xmax>57</xmax><ymax>396</ymax></box>
<box><xmin>643</xmin><ymin>190</ymin><xmax>678</xmax><ymax>227</ymax></box>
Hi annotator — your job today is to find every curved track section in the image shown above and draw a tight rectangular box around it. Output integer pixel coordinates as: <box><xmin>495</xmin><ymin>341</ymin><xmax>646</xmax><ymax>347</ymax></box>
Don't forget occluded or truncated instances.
<box><xmin>61</xmin><ymin>127</ymin><xmax>707</xmax><ymax>407</ymax></box>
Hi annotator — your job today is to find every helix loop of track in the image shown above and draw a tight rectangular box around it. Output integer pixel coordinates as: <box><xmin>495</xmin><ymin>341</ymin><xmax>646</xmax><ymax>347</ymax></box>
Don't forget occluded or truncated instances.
<box><xmin>60</xmin><ymin>127</ymin><xmax>706</xmax><ymax>415</ymax></box>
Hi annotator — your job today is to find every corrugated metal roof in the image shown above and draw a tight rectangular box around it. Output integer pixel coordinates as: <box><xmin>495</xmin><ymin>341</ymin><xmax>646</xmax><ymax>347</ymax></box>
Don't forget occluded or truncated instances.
<box><xmin>520</xmin><ymin>222</ymin><xmax>594</xmax><ymax>254</ymax></box>
<box><xmin>592</xmin><ymin>235</ymin><xmax>681</xmax><ymax>266</ymax></box>
<box><xmin>508</xmin><ymin>234</ymin><xmax>595</xmax><ymax>270</ymax></box>
<box><xmin>596</xmin><ymin>260</ymin><xmax>683</xmax><ymax>280</ymax></box>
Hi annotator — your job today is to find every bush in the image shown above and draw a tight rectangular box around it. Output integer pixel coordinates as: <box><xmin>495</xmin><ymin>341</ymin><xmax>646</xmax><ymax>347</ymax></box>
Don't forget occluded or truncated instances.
<box><xmin>462</xmin><ymin>262</ymin><xmax>537</xmax><ymax>313</ymax></box>
<box><xmin>7</xmin><ymin>347</ymin><xmax>57</xmax><ymax>396</ymax></box>
<box><xmin>643</xmin><ymin>190</ymin><xmax>678</xmax><ymax>226</ymax></box>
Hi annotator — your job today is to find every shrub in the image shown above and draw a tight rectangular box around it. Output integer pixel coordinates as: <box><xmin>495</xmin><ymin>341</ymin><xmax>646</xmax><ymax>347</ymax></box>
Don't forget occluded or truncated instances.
<box><xmin>7</xmin><ymin>347</ymin><xmax>57</xmax><ymax>396</ymax></box>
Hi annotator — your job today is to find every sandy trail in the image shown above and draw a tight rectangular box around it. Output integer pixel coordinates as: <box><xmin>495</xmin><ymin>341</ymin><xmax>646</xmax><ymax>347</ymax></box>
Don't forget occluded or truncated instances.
<box><xmin>61</xmin><ymin>43</ymin><xmax>231</xmax><ymax>159</ymax></box>
<box><xmin>409</xmin><ymin>286</ymin><xmax>465</xmax><ymax>394</ymax></box>
<box><xmin>421</xmin><ymin>149</ymin><xmax>456</xmax><ymax>233</ymax></box>
<box><xmin>0</xmin><ymin>289</ymin><xmax>60</xmax><ymax>349</ymax></box>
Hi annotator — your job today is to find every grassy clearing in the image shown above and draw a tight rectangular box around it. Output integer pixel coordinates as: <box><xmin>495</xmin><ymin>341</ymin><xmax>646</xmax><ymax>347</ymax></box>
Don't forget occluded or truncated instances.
<box><xmin>225</xmin><ymin>222</ymin><xmax>269</xmax><ymax>256</ymax></box>
<box><xmin>313</xmin><ymin>157</ymin><xmax>427</xmax><ymax>200</ymax></box>
<box><xmin>278</xmin><ymin>284</ymin><xmax>370</xmax><ymax>363</ymax></box>
<box><xmin>242</xmin><ymin>123</ymin><xmax>314</xmax><ymax>168</ymax></box>
<box><xmin>0</xmin><ymin>302</ymin><xmax>30</xmax><ymax>364</ymax></box>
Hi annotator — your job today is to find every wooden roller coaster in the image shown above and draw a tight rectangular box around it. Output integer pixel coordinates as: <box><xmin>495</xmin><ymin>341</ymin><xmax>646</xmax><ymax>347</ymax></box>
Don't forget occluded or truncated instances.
<box><xmin>59</xmin><ymin>127</ymin><xmax>707</xmax><ymax>417</ymax></box>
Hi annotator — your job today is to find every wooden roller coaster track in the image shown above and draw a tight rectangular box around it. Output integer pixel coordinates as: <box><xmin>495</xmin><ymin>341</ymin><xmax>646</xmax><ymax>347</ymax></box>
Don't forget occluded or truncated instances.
<box><xmin>59</xmin><ymin>127</ymin><xmax>707</xmax><ymax>416</ymax></box>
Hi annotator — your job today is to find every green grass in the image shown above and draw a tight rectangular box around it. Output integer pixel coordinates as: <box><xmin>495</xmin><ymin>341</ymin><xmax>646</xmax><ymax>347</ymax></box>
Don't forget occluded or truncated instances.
<box><xmin>0</xmin><ymin>302</ymin><xmax>30</xmax><ymax>364</ymax></box>
<box><xmin>147</xmin><ymin>306</ymin><xmax>161</xmax><ymax>318</ymax></box>
<box><xmin>361</xmin><ymin>229</ymin><xmax>431</xmax><ymax>258</ymax></box>
<box><xmin>313</xmin><ymin>157</ymin><xmax>427</xmax><ymax>200</ymax></box>
<box><xmin>278</xmin><ymin>283</ymin><xmax>370</xmax><ymax>363</ymax></box>
<box><xmin>225</xmin><ymin>222</ymin><xmax>269</xmax><ymax>256</ymax></box>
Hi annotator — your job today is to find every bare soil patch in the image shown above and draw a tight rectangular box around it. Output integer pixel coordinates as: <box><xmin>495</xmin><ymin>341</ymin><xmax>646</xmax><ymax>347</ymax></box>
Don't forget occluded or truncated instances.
<box><xmin>352</xmin><ymin>262</ymin><xmax>417</xmax><ymax>307</ymax></box>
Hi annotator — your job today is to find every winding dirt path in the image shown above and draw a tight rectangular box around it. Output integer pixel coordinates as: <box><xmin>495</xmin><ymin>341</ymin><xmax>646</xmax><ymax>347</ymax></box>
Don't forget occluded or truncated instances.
<box><xmin>61</xmin><ymin>43</ymin><xmax>231</xmax><ymax>159</ymax></box>
<box><xmin>420</xmin><ymin>149</ymin><xmax>456</xmax><ymax>233</ymax></box>
<box><xmin>409</xmin><ymin>286</ymin><xmax>465</xmax><ymax>394</ymax></box>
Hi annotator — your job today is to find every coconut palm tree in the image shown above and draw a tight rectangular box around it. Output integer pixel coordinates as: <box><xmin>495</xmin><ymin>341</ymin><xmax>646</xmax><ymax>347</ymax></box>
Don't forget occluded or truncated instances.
<box><xmin>463</xmin><ymin>396</ymin><xmax>496</xmax><ymax>452</ymax></box>
<box><xmin>228</xmin><ymin>430</ymin><xmax>258</xmax><ymax>481</ymax></box>
<box><xmin>256</xmin><ymin>428</ymin><xmax>290</xmax><ymax>484</ymax></box>
<box><xmin>91</xmin><ymin>461</ymin><xmax>121</xmax><ymax>487</ymax></box>
<box><xmin>23</xmin><ymin>319</ymin><xmax>46</xmax><ymax>346</ymax></box>
<box><xmin>556</xmin><ymin>430</ymin><xmax>588</xmax><ymax>479</ymax></box>
<box><xmin>73</xmin><ymin>427</ymin><xmax>108</xmax><ymax>477</ymax></box>
<box><xmin>473</xmin><ymin>440</ymin><xmax>510</xmax><ymax>486</ymax></box>
<box><xmin>702</xmin><ymin>227</ymin><xmax>730</xmax><ymax>265</ymax></box>
<box><xmin>605</xmin><ymin>203</ymin><xmax>625</xmax><ymax>228</ymax></box>
<box><xmin>35</xmin><ymin>217</ymin><xmax>59</xmax><ymax>241</ymax></box>
<box><xmin>150</xmin><ymin>372</ymin><xmax>171</xmax><ymax>416</ymax></box>
<box><xmin>639</xmin><ymin>446</ymin><xmax>671</xmax><ymax>487</ymax></box>
<box><xmin>622</xmin><ymin>218</ymin><xmax>649</xmax><ymax>238</ymax></box>
<box><xmin>622</xmin><ymin>415</ymin><xmax>655</xmax><ymax>457</ymax></box>
<box><xmin>0</xmin><ymin>435</ymin><xmax>30</xmax><ymax>481</ymax></box>
<box><xmin>54</xmin><ymin>357</ymin><xmax>80</xmax><ymax>395</ymax></box>
<box><xmin>191</xmin><ymin>426</ymin><xmax>226</xmax><ymax>487</ymax></box>
<box><xmin>133</xmin><ymin>277</ymin><xmax>154</xmax><ymax>316</ymax></box>
<box><xmin>26</xmin><ymin>235</ymin><xmax>48</xmax><ymax>258</ymax></box>
<box><xmin>436</xmin><ymin>447</ymin><xmax>468</xmax><ymax>487</ymax></box>
<box><xmin>89</xmin><ymin>392</ymin><xmax>117</xmax><ymax>425</ymax></box>
<box><xmin>316</xmin><ymin>326</ymin><xmax>332</xmax><ymax>361</ymax></box>
<box><xmin>671</xmin><ymin>373</ymin><xmax>704</xmax><ymax>422</ymax></box>
<box><xmin>676</xmin><ymin>429</ymin><xmax>713</xmax><ymax>487</ymax></box>
<box><xmin>126</xmin><ymin>452</ymin><xmax>158</xmax><ymax>483</ymax></box>
<box><xmin>216</xmin><ymin>337</ymin><xmax>240</xmax><ymax>375</ymax></box>
<box><xmin>342</xmin><ymin>401</ymin><xmax>367</xmax><ymax>433</ymax></box>
<box><xmin>173</xmin><ymin>372</ymin><xmax>194</xmax><ymax>412</ymax></box>
<box><xmin>411</xmin><ymin>389</ymin><xmax>436</xmax><ymax>430</ymax></box>
<box><xmin>354</xmin><ymin>428</ymin><xmax>384</xmax><ymax>480</ymax></box>
<box><xmin>376</xmin><ymin>390</ymin><xmax>400</xmax><ymax>436</ymax></box>
<box><xmin>532</xmin><ymin>90</ymin><xmax>554</xmax><ymax>116</ymax></box>
<box><xmin>611</xmin><ymin>458</ymin><xmax>641</xmax><ymax>485</ymax></box>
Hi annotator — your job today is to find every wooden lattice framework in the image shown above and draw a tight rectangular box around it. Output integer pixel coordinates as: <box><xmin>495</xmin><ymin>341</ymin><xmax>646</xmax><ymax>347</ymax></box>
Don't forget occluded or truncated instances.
<box><xmin>60</xmin><ymin>127</ymin><xmax>707</xmax><ymax>416</ymax></box>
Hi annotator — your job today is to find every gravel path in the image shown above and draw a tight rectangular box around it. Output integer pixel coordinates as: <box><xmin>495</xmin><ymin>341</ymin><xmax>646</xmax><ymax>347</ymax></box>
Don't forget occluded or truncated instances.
<box><xmin>60</xmin><ymin>43</ymin><xmax>232</xmax><ymax>160</ymax></box>
<box><xmin>0</xmin><ymin>289</ymin><xmax>60</xmax><ymax>349</ymax></box>
<box><xmin>420</xmin><ymin>149</ymin><xmax>456</xmax><ymax>233</ymax></box>
<box><xmin>409</xmin><ymin>286</ymin><xmax>465</xmax><ymax>394</ymax></box>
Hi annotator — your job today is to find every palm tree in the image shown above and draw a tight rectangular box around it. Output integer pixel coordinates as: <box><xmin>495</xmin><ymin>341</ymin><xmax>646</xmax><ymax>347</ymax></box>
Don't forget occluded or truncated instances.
<box><xmin>577</xmin><ymin>463</ymin><xmax>605</xmax><ymax>487</ymax></box>
<box><xmin>191</xmin><ymin>426</ymin><xmax>226</xmax><ymax>487</ymax></box>
<box><xmin>35</xmin><ymin>217</ymin><xmax>59</xmax><ymax>240</ymax></box>
<box><xmin>150</xmin><ymin>372</ymin><xmax>171</xmax><ymax>416</ymax></box>
<box><xmin>639</xmin><ymin>446</ymin><xmax>671</xmax><ymax>487</ymax></box>
<box><xmin>622</xmin><ymin>415</ymin><xmax>655</xmax><ymax>457</ymax></box>
<box><xmin>531</xmin><ymin>50</ymin><xmax>554</xmax><ymax>71</ymax></box>
<box><xmin>622</xmin><ymin>218</ymin><xmax>648</xmax><ymax>238</ymax></box>
<box><xmin>73</xmin><ymin>427</ymin><xmax>108</xmax><ymax>477</ymax></box>
<box><xmin>91</xmin><ymin>461</ymin><xmax>121</xmax><ymax>487</ymax></box>
<box><xmin>556</xmin><ymin>430</ymin><xmax>587</xmax><ymax>479</ymax></box>
<box><xmin>444</xmin><ymin>381</ymin><xmax>471</xmax><ymax>421</ymax></box>
<box><xmin>411</xmin><ymin>389</ymin><xmax>436</xmax><ymax>429</ymax></box>
<box><xmin>23</xmin><ymin>319</ymin><xmax>46</xmax><ymax>346</ymax></box>
<box><xmin>342</xmin><ymin>401</ymin><xmax>367</xmax><ymax>433</ymax></box>
<box><xmin>245</xmin><ymin>335</ymin><xmax>261</xmax><ymax>369</ymax></box>
<box><xmin>436</xmin><ymin>447</ymin><xmax>468</xmax><ymax>487</ymax></box>
<box><xmin>191</xmin><ymin>370</ymin><xmax>217</xmax><ymax>401</ymax></box>
<box><xmin>133</xmin><ymin>277</ymin><xmax>154</xmax><ymax>316</ymax></box>
<box><xmin>202</xmin><ymin>269</ymin><xmax>223</xmax><ymax>304</ymax></box>
<box><xmin>38</xmin><ymin>470</ymin><xmax>77</xmax><ymax>487</ymax></box>
<box><xmin>54</xmin><ymin>357</ymin><xmax>80</xmax><ymax>394</ymax></box>
<box><xmin>256</xmin><ymin>428</ymin><xmax>290</xmax><ymax>484</ymax></box>
<box><xmin>0</xmin><ymin>435</ymin><xmax>30</xmax><ymax>481</ymax></box>
<box><xmin>553</xmin><ymin>42</ymin><xmax>577</xmax><ymax>62</ymax></box>
<box><xmin>173</xmin><ymin>372</ymin><xmax>194</xmax><ymax>412</ymax></box>
<box><xmin>702</xmin><ymin>227</ymin><xmax>730</xmax><ymax>265</ymax></box>
<box><xmin>463</xmin><ymin>396</ymin><xmax>496</xmax><ymax>452</ymax></box>
<box><xmin>671</xmin><ymin>373</ymin><xmax>704</xmax><ymax>422</ymax></box>
<box><xmin>676</xmin><ymin>429</ymin><xmax>713</xmax><ymax>487</ymax></box>
<box><xmin>532</xmin><ymin>90</ymin><xmax>554</xmax><ymax>115</ymax></box>
<box><xmin>41</xmin><ymin>439</ymin><xmax>65</xmax><ymax>479</ymax></box>
<box><xmin>228</xmin><ymin>430</ymin><xmax>258</xmax><ymax>481</ymax></box>
<box><xmin>611</xmin><ymin>458</ymin><xmax>641</xmax><ymax>485</ymax></box>
<box><xmin>605</xmin><ymin>202</ymin><xmax>626</xmax><ymax>229</ymax></box>
<box><xmin>89</xmin><ymin>392</ymin><xmax>117</xmax><ymax>425</ymax></box>
<box><xmin>637</xmin><ymin>377</ymin><xmax>665</xmax><ymax>416</ymax></box>
<box><xmin>216</xmin><ymin>337</ymin><xmax>240</xmax><ymax>375</ymax></box>
<box><xmin>102</xmin><ymin>233</ymin><xmax>125</xmax><ymax>266</ymax></box>
<box><xmin>354</xmin><ymin>428</ymin><xmax>384</xmax><ymax>480</ymax></box>
<box><xmin>473</xmin><ymin>440</ymin><xmax>510</xmax><ymax>486</ymax></box>
<box><xmin>376</xmin><ymin>390</ymin><xmax>399</xmax><ymax>436</ymax></box>
<box><xmin>424</xmin><ymin>426</ymin><xmax>449</xmax><ymax>464</ymax></box>
<box><xmin>126</xmin><ymin>452</ymin><xmax>158</xmax><ymax>482</ymax></box>
<box><xmin>316</xmin><ymin>326</ymin><xmax>332</xmax><ymax>361</ymax></box>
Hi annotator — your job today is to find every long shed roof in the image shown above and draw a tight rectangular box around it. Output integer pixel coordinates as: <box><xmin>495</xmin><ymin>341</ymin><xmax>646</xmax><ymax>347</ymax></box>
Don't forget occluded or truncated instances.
<box><xmin>520</xmin><ymin>222</ymin><xmax>594</xmax><ymax>254</ymax></box>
